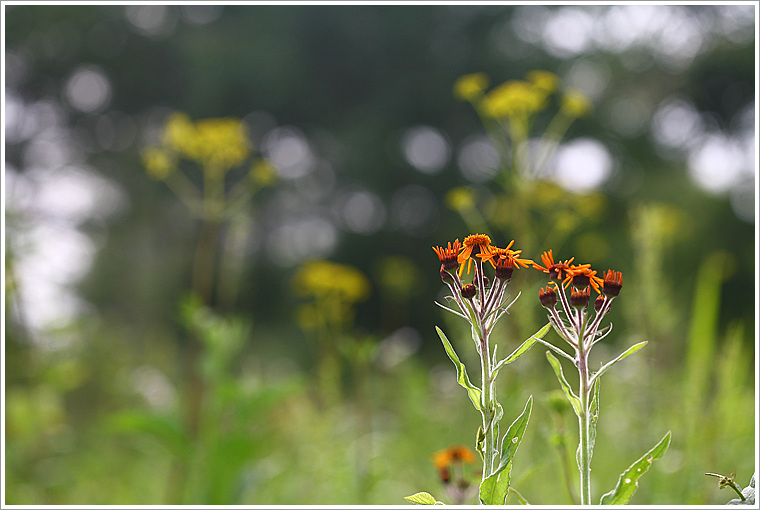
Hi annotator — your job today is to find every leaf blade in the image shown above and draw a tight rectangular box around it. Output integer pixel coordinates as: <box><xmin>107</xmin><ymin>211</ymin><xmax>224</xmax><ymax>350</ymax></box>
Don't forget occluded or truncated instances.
<box><xmin>435</xmin><ymin>326</ymin><xmax>482</xmax><ymax>411</ymax></box>
<box><xmin>545</xmin><ymin>350</ymin><xmax>582</xmax><ymax>417</ymax></box>
<box><xmin>404</xmin><ymin>492</ymin><xmax>442</xmax><ymax>505</ymax></box>
<box><xmin>590</xmin><ymin>341</ymin><xmax>648</xmax><ymax>386</ymax></box>
<box><xmin>600</xmin><ymin>430</ymin><xmax>672</xmax><ymax>505</ymax></box>
<box><xmin>493</xmin><ymin>322</ymin><xmax>551</xmax><ymax>376</ymax></box>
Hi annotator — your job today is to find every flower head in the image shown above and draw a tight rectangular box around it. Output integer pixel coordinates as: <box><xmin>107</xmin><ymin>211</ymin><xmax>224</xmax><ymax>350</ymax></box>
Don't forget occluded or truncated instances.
<box><xmin>539</xmin><ymin>285</ymin><xmax>558</xmax><ymax>309</ymax></box>
<box><xmin>433</xmin><ymin>239</ymin><xmax>462</xmax><ymax>272</ymax></box>
<box><xmin>602</xmin><ymin>269</ymin><xmax>623</xmax><ymax>297</ymax></box>
<box><xmin>565</xmin><ymin>265</ymin><xmax>604</xmax><ymax>294</ymax></box>
<box><xmin>569</xmin><ymin>285</ymin><xmax>591</xmax><ymax>309</ymax></box>
<box><xmin>457</xmin><ymin>234</ymin><xmax>492</xmax><ymax>276</ymax></box>
<box><xmin>431</xmin><ymin>445</ymin><xmax>477</xmax><ymax>470</ymax></box>
<box><xmin>533</xmin><ymin>250</ymin><xmax>575</xmax><ymax>283</ymax></box>
<box><xmin>454</xmin><ymin>72</ymin><xmax>490</xmax><ymax>102</ymax></box>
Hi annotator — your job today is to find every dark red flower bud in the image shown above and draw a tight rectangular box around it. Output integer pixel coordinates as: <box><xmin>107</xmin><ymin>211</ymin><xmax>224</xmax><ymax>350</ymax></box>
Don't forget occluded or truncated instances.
<box><xmin>570</xmin><ymin>286</ymin><xmax>590</xmax><ymax>309</ymax></box>
<box><xmin>461</xmin><ymin>283</ymin><xmax>477</xmax><ymax>299</ymax></box>
<box><xmin>539</xmin><ymin>285</ymin><xmax>557</xmax><ymax>308</ymax></box>
<box><xmin>495</xmin><ymin>256</ymin><xmax>514</xmax><ymax>281</ymax></box>
<box><xmin>603</xmin><ymin>270</ymin><xmax>623</xmax><ymax>298</ymax></box>
<box><xmin>594</xmin><ymin>294</ymin><xmax>605</xmax><ymax>313</ymax></box>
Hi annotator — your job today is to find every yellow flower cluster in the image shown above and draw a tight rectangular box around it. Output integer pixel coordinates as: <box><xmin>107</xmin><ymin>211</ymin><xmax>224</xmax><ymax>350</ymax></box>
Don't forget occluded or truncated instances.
<box><xmin>455</xmin><ymin>70</ymin><xmax>591</xmax><ymax>122</ymax></box>
<box><xmin>292</xmin><ymin>260</ymin><xmax>370</xmax><ymax>304</ymax></box>
<box><xmin>163</xmin><ymin>113</ymin><xmax>251</xmax><ymax>172</ymax></box>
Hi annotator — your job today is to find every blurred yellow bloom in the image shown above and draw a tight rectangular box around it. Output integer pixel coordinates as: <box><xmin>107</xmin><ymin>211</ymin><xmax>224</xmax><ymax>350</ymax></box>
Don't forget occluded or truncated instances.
<box><xmin>162</xmin><ymin>112</ymin><xmax>251</xmax><ymax>171</ymax></box>
<box><xmin>445</xmin><ymin>186</ymin><xmax>476</xmax><ymax>211</ymax></box>
<box><xmin>292</xmin><ymin>260</ymin><xmax>370</xmax><ymax>304</ymax></box>
<box><xmin>560</xmin><ymin>89</ymin><xmax>592</xmax><ymax>118</ymax></box>
<box><xmin>480</xmin><ymin>80</ymin><xmax>548</xmax><ymax>119</ymax></box>
<box><xmin>453</xmin><ymin>72</ymin><xmax>490</xmax><ymax>102</ymax></box>
<box><xmin>142</xmin><ymin>147</ymin><xmax>175</xmax><ymax>180</ymax></box>
<box><xmin>527</xmin><ymin>70</ymin><xmax>559</xmax><ymax>93</ymax></box>
<box><xmin>250</xmin><ymin>159</ymin><xmax>278</xmax><ymax>187</ymax></box>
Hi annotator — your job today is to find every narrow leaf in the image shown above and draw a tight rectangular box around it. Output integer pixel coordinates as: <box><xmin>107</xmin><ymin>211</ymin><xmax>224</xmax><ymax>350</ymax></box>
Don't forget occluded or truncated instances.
<box><xmin>479</xmin><ymin>396</ymin><xmax>533</xmax><ymax>505</ymax></box>
<box><xmin>600</xmin><ymin>430</ymin><xmax>671</xmax><ymax>505</ymax></box>
<box><xmin>404</xmin><ymin>492</ymin><xmax>442</xmax><ymax>505</ymax></box>
<box><xmin>589</xmin><ymin>376</ymin><xmax>601</xmax><ymax>461</ymax></box>
<box><xmin>590</xmin><ymin>341</ymin><xmax>648</xmax><ymax>386</ymax></box>
<box><xmin>493</xmin><ymin>322</ymin><xmax>551</xmax><ymax>375</ymax></box>
<box><xmin>545</xmin><ymin>351</ymin><xmax>582</xmax><ymax>417</ymax></box>
<box><xmin>436</xmin><ymin>326</ymin><xmax>482</xmax><ymax>411</ymax></box>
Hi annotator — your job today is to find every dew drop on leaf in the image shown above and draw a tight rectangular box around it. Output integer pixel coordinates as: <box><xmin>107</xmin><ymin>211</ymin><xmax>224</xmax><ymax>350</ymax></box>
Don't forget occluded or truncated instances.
<box><xmin>624</xmin><ymin>478</ymin><xmax>632</xmax><ymax>484</ymax></box>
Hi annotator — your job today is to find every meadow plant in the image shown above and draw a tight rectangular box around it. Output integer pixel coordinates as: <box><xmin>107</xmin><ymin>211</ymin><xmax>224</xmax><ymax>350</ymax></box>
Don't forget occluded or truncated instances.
<box><xmin>406</xmin><ymin>234</ymin><xmax>551</xmax><ymax>505</ymax></box>
<box><xmin>532</xmin><ymin>250</ymin><xmax>671</xmax><ymax>505</ymax></box>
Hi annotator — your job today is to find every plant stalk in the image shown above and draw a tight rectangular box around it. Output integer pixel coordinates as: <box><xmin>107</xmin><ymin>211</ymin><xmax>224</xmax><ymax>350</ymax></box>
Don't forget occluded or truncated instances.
<box><xmin>577</xmin><ymin>342</ymin><xmax>592</xmax><ymax>505</ymax></box>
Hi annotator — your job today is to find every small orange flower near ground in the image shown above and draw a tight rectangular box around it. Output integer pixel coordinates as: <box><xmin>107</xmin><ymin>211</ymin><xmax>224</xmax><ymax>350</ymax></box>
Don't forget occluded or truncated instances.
<box><xmin>431</xmin><ymin>445</ymin><xmax>477</xmax><ymax>470</ymax></box>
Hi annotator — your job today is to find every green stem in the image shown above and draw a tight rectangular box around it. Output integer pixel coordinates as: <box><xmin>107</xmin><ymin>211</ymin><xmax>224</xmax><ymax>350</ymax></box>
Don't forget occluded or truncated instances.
<box><xmin>577</xmin><ymin>344</ymin><xmax>592</xmax><ymax>505</ymax></box>
<box><xmin>480</xmin><ymin>330</ymin><xmax>496</xmax><ymax>479</ymax></box>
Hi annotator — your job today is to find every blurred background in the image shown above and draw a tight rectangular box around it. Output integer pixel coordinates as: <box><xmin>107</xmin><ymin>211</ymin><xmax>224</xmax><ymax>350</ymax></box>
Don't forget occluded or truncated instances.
<box><xmin>3</xmin><ymin>4</ymin><xmax>756</xmax><ymax>505</ymax></box>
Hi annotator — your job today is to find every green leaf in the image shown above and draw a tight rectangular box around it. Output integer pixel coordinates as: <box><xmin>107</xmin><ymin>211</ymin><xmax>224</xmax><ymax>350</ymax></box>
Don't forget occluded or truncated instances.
<box><xmin>590</xmin><ymin>341</ymin><xmax>648</xmax><ymax>387</ymax></box>
<box><xmin>545</xmin><ymin>351</ymin><xmax>582</xmax><ymax>417</ymax></box>
<box><xmin>479</xmin><ymin>396</ymin><xmax>533</xmax><ymax>505</ymax></box>
<box><xmin>435</xmin><ymin>326</ymin><xmax>482</xmax><ymax>411</ymax></box>
<box><xmin>492</xmin><ymin>322</ymin><xmax>551</xmax><ymax>376</ymax></box>
<box><xmin>404</xmin><ymin>492</ymin><xmax>443</xmax><ymax>505</ymax></box>
<box><xmin>479</xmin><ymin>462</ymin><xmax>513</xmax><ymax>506</ymax></box>
<box><xmin>600</xmin><ymin>430</ymin><xmax>672</xmax><ymax>505</ymax></box>
<box><xmin>589</xmin><ymin>376</ymin><xmax>601</xmax><ymax>461</ymax></box>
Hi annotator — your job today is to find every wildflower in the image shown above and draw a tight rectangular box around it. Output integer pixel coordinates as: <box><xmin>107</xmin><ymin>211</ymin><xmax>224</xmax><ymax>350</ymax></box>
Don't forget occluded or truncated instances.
<box><xmin>566</xmin><ymin>265</ymin><xmax>604</xmax><ymax>294</ymax></box>
<box><xmin>569</xmin><ymin>286</ymin><xmax>591</xmax><ymax>309</ymax></box>
<box><xmin>163</xmin><ymin>112</ymin><xmax>250</xmax><ymax>172</ymax></box>
<box><xmin>445</xmin><ymin>187</ymin><xmax>476</xmax><ymax>212</ymax></box>
<box><xmin>432</xmin><ymin>445</ymin><xmax>477</xmax><ymax>470</ymax></box>
<box><xmin>457</xmin><ymin>234</ymin><xmax>492</xmax><ymax>276</ymax></box>
<box><xmin>561</xmin><ymin>89</ymin><xmax>592</xmax><ymax>118</ymax></box>
<box><xmin>292</xmin><ymin>260</ymin><xmax>370</xmax><ymax>303</ymax></box>
<box><xmin>602</xmin><ymin>269</ymin><xmax>623</xmax><ymax>297</ymax></box>
<box><xmin>433</xmin><ymin>239</ymin><xmax>462</xmax><ymax>273</ymax></box>
<box><xmin>478</xmin><ymin>241</ymin><xmax>534</xmax><ymax>269</ymax></box>
<box><xmin>250</xmin><ymin>159</ymin><xmax>278</xmax><ymax>187</ymax></box>
<box><xmin>142</xmin><ymin>147</ymin><xmax>175</xmax><ymax>180</ymax></box>
<box><xmin>453</xmin><ymin>73</ymin><xmax>490</xmax><ymax>102</ymax></box>
<box><xmin>527</xmin><ymin>70</ymin><xmax>559</xmax><ymax>93</ymax></box>
<box><xmin>533</xmin><ymin>250</ymin><xmax>575</xmax><ymax>283</ymax></box>
<box><xmin>480</xmin><ymin>80</ymin><xmax>548</xmax><ymax>120</ymax></box>
<box><xmin>539</xmin><ymin>285</ymin><xmax>558</xmax><ymax>309</ymax></box>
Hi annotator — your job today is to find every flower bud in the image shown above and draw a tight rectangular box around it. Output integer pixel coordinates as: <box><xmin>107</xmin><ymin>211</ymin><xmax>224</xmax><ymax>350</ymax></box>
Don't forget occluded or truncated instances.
<box><xmin>572</xmin><ymin>273</ymin><xmax>590</xmax><ymax>289</ymax></box>
<box><xmin>594</xmin><ymin>294</ymin><xmax>605</xmax><ymax>313</ymax></box>
<box><xmin>603</xmin><ymin>270</ymin><xmax>623</xmax><ymax>298</ymax></box>
<box><xmin>570</xmin><ymin>286</ymin><xmax>590</xmax><ymax>309</ymax></box>
<box><xmin>461</xmin><ymin>283</ymin><xmax>477</xmax><ymax>300</ymax></box>
<box><xmin>440</xmin><ymin>265</ymin><xmax>456</xmax><ymax>286</ymax></box>
<box><xmin>539</xmin><ymin>285</ymin><xmax>557</xmax><ymax>308</ymax></box>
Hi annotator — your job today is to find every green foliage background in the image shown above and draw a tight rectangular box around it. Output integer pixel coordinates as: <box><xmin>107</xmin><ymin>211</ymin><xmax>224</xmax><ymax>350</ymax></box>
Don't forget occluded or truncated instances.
<box><xmin>4</xmin><ymin>4</ymin><xmax>756</xmax><ymax>505</ymax></box>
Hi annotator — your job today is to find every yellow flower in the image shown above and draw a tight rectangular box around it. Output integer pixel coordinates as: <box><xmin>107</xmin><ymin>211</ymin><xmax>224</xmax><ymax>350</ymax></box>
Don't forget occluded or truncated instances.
<box><xmin>561</xmin><ymin>89</ymin><xmax>592</xmax><ymax>118</ymax></box>
<box><xmin>292</xmin><ymin>260</ymin><xmax>370</xmax><ymax>304</ymax></box>
<box><xmin>142</xmin><ymin>147</ymin><xmax>175</xmax><ymax>180</ymax></box>
<box><xmin>453</xmin><ymin>72</ymin><xmax>490</xmax><ymax>102</ymax></box>
<box><xmin>480</xmin><ymin>80</ymin><xmax>549</xmax><ymax>119</ymax></box>
<box><xmin>527</xmin><ymin>70</ymin><xmax>559</xmax><ymax>93</ymax></box>
<box><xmin>250</xmin><ymin>159</ymin><xmax>278</xmax><ymax>187</ymax></box>
<box><xmin>162</xmin><ymin>112</ymin><xmax>251</xmax><ymax>171</ymax></box>
<box><xmin>445</xmin><ymin>187</ymin><xmax>476</xmax><ymax>212</ymax></box>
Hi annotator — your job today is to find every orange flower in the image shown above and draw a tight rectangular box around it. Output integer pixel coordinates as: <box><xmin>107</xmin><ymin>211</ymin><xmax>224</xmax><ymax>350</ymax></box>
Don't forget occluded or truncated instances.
<box><xmin>533</xmin><ymin>249</ymin><xmax>575</xmax><ymax>283</ymax></box>
<box><xmin>431</xmin><ymin>445</ymin><xmax>477</xmax><ymax>470</ymax></box>
<box><xmin>565</xmin><ymin>265</ymin><xmax>604</xmax><ymax>294</ymax></box>
<box><xmin>602</xmin><ymin>269</ymin><xmax>623</xmax><ymax>297</ymax></box>
<box><xmin>433</xmin><ymin>239</ymin><xmax>461</xmax><ymax>272</ymax></box>
<box><xmin>457</xmin><ymin>234</ymin><xmax>492</xmax><ymax>276</ymax></box>
<box><xmin>478</xmin><ymin>241</ymin><xmax>534</xmax><ymax>269</ymax></box>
